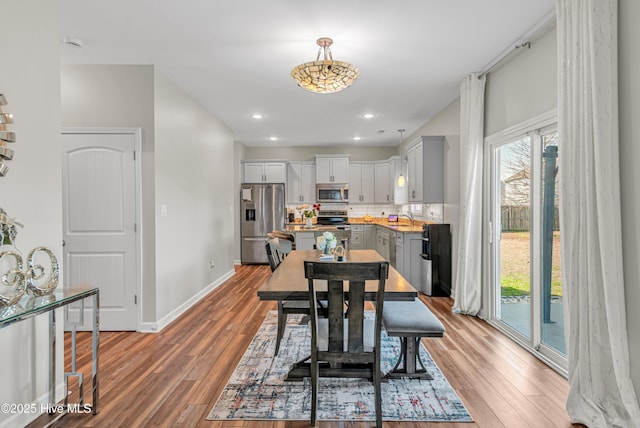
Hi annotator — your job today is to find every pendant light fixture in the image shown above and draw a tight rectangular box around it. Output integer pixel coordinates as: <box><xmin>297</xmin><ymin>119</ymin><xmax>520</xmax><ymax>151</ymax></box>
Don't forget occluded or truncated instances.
<box><xmin>397</xmin><ymin>129</ymin><xmax>406</xmax><ymax>187</ymax></box>
<box><xmin>290</xmin><ymin>37</ymin><xmax>359</xmax><ymax>94</ymax></box>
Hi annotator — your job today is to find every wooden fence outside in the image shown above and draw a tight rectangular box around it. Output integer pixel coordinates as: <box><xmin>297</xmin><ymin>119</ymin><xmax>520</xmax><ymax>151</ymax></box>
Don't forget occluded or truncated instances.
<box><xmin>501</xmin><ymin>205</ymin><xmax>560</xmax><ymax>231</ymax></box>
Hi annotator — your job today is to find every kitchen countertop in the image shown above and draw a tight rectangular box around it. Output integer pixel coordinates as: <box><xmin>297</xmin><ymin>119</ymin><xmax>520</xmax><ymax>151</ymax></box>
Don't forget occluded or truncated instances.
<box><xmin>282</xmin><ymin>224</ymin><xmax>347</xmax><ymax>233</ymax></box>
<box><xmin>284</xmin><ymin>218</ymin><xmax>427</xmax><ymax>234</ymax></box>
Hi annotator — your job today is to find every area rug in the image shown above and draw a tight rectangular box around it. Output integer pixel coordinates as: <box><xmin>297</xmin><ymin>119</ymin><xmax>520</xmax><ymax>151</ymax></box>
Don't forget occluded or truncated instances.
<box><xmin>207</xmin><ymin>311</ymin><xmax>472</xmax><ymax>422</ymax></box>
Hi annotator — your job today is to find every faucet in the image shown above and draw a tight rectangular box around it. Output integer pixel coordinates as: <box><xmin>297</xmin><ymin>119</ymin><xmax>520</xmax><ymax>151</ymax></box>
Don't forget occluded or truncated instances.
<box><xmin>400</xmin><ymin>213</ymin><xmax>414</xmax><ymax>227</ymax></box>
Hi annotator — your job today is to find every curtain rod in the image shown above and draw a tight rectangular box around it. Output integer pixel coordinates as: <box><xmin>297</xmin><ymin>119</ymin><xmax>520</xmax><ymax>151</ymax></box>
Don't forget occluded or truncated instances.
<box><xmin>478</xmin><ymin>42</ymin><xmax>531</xmax><ymax>78</ymax></box>
<box><xmin>477</xmin><ymin>9</ymin><xmax>556</xmax><ymax>78</ymax></box>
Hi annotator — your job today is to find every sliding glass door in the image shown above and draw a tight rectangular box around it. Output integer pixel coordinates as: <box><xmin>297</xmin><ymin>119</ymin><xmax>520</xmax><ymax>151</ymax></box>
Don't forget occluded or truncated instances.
<box><xmin>488</xmin><ymin>119</ymin><xmax>566</xmax><ymax>371</ymax></box>
<box><xmin>494</xmin><ymin>138</ymin><xmax>531</xmax><ymax>339</ymax></box>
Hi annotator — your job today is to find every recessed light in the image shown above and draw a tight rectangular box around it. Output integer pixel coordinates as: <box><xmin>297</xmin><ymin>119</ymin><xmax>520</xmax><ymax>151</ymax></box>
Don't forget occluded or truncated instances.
<box><xmin>352</xmin><ymin>136</ymin><xmax>361</xmax><ymax>141</ymax></box>
<box><xmin>362</xmin><ymin>113</ymin><xmax>375</xmax><ymax>119</ymax></box>
<box><xmin>269</xmin><ymin>136</ymin><xmax>278</xmax><ymax>141</ymax></box>
<box><xmin>251</xmin><ymin>114</ymin><xmax>264</xmax><ymax>119</ymax></box>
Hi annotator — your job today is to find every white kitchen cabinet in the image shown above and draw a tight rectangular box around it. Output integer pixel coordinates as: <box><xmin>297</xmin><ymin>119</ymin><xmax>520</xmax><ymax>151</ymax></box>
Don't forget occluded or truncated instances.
<box><xmin>407</xmin><ymin>236</ymin><xmax>424</xmax><ymax>291</ymax></box>
<box><xmin>287</xmin><ymin>162</ymin><xmax>315</xmax><ymax>203</ymax></box>
<box><xmin>242</xmin><ymin>161</ymin><xmax>287</xmax><ymax>183</ymax></box>
<box><xmin>295</xmin><ymin>232</ymin><xmax>315</xmax><ymax>250</ymax></box>
<box><xmin>315</xmin><ymin>156</ymin><xmax>349</xmax><ymax>183</ymax></box>
<box><xmin>349</xmin><ymin>224</ymin><xmax>364</xmax><ymax>249</ymax></box>
<box><xmin>349</xmin><ymin>163</ymin><xmax>375</xmax><ymax>203</ymax></box>
<box><xmin>287</xmin><ymin>163</ymin><xmax>301</xmax><ymax>204</ymax></box>
<box><xmin>395</xmin><ymin>232</ymin><xmax>405</xmax><ymax>276</ymax></box>
<box><xmin>374</xmin><ymin>161</ymin><xmax>392</xmax><ymax>203</ymax></box>
<box><xmin>395</xmin><ymin>232</ymin><xmax>423</xmax><ymax>289</ymax></box>
<box><xmin>364</xmin><ymin>225</ymin><xmax>376</xmax><ymax>249</ymax></box>
<box><xmin>407</xmin><ymin>142</ymin><xmax>423</xmax><ymax>202</ymax></box>
<box><xmin>376</xmin><ymin>227</ymin><xmax>391</xmax><ymax>261</ymax></box>
<box><xmin>407</xmin><ymin>136</ymin><xmax>444</xmax><ymax>203</ymax></box>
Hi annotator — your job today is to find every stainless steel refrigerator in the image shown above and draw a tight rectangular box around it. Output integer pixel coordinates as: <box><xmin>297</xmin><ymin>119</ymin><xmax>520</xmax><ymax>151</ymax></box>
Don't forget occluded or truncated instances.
<box><xmin>241</xmin><ymin>183</ymin><xmax>285</xmax><ymax>264</ymax></box>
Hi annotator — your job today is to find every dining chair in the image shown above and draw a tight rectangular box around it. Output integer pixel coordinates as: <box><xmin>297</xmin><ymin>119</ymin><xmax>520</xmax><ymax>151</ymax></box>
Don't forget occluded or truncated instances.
<box><xmin>266</xmin><ymin>238</ymin><xmax>313</xmax><ymax>356</ymax></box>
<box><xmin>304</xmin><ymin>260</ymin><xmax>389</xmax><ymax>428</ymax></box>
<box><xmin>267</xmin><ymin>230</ymin><xmax>295</xmax><ymax>252</ymax></box>
<box><xmin>265</xmin><ymin>238</ymin><xmax>284</xmax><ymax>272</ymax></box>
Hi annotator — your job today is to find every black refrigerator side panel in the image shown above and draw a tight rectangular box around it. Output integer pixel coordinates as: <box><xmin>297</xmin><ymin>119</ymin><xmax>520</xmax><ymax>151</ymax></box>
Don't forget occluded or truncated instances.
<box><xmin>431</xmin><ymin>224</ymin><xmax>452</xmax><ymax>297</ymax></box>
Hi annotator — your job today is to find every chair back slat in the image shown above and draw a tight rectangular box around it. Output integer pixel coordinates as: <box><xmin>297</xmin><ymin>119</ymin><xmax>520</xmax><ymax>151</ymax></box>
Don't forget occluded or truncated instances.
<box><xmin>326</xmin><ymin>280</ymin><xmax>345</xmax><ymax>353</ymax></box>
<box><xmin>304</xmin><ymin>261</ymin><xmax>389</xmax><ymax>355</ymax></box>
<box><xmin>347</xmin><ymin>281</ymin><xmax>365</xmax><ymax>352</ymax></box>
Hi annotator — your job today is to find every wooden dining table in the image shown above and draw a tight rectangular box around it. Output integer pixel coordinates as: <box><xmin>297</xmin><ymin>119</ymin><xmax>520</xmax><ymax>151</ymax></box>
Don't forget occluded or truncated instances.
<box><xmin>257</xmin><ymin>249</ymin><xmax>419</xmax><ymax>380</ymax></box>
<box><xmin>257</xmin><ymin>249</ymin><xmax>419</xmax><ymax>302</ymax></box>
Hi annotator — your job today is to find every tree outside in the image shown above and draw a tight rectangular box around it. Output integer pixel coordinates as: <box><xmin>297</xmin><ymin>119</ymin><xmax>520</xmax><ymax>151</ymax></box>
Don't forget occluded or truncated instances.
<box><xmin>499</xmin><ymin>132</ymin><xmax>561</xmax><ymax>298</ymax></box>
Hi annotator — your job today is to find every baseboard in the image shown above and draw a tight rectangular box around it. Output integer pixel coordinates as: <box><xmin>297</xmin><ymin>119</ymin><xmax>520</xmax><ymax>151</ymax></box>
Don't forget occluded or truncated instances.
<box><xmin>233</xmin><ymin>259</ymin><xmax>242</xmax><ymax>265</ymax></box>
<box><xmin>139</xmin><ymin>268</ymin><xmax>236</xmax><ymax>333</ymax></box>
<box><xmin>0</xmin><ymin>383</ymin><xmax>67</xmax><ymax>428</ymax></box>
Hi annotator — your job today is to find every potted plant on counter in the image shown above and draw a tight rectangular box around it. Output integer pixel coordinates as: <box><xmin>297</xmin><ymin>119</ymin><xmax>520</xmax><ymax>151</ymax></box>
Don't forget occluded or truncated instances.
<box><xmin>297</xmin><ymin>203</ymin><xmax>321</xmax><ymax>228</ymax></box>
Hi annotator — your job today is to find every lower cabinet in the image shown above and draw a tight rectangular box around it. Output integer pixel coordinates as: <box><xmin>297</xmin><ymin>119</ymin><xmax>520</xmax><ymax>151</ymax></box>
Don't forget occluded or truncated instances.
<box><xmin>397</xmin><ymin>232</ymin><xmax>423</xmax><ymax>290</ymax></box>
<box><xmin>350</xmin><ymin>224</ymin><xmax>377</xmax><ymax>250</ymax></box>
<box><xmin>350</xmin><ymin>225</ymin><xmax>364</xmax><ymax>249</ymax></box>
<box><xmin>364</xmin><ymin>225</ymin><xmax>376</xmax><ymax>249</ymax></box>
<box><xmin>295</xmin><ymin>232</ymin><xmax>315</xmax><ymax>250</ymax></box>
<box><xmin>375</xmin><ymin>228</ymin><xmax>386</xmax><ymax>259</ymax></box>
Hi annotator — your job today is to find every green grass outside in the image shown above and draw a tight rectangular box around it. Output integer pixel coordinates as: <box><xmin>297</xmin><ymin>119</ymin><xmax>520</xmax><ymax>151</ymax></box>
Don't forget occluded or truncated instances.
<box><xmin>500</xmin><ymin>275</ymin><xmax>562</xmax><ymax>297</ymax></box>
<box><xmin>500</xmin><ymin>231</ymin><xmax>562</xmax><ymax>297</ymax></box>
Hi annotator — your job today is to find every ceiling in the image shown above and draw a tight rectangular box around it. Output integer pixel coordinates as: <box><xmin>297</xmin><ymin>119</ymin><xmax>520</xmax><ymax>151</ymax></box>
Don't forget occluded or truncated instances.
<box><xmin>59</xmin><ymin>0</ymin><xmax>555</xmax><ymax>147</ymax></box>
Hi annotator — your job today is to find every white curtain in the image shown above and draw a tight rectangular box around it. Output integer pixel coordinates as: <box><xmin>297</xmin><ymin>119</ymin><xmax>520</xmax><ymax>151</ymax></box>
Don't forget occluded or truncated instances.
<box><xmin>452</xmin><ymin>73</ymin><xmax>485</xmax><ymax>316</ymax></box>
<box><xmin>557</xmin><ymin>0</ymin><xmax>640</xmax><ymax>426</ymax></box>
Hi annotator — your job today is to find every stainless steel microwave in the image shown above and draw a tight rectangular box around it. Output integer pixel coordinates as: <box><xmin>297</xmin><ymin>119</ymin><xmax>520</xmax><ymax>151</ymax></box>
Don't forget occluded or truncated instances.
<box><xmin>316</xmin><ymin>184</ymin><xmax>349</xmax><ymax>203</ymax></box>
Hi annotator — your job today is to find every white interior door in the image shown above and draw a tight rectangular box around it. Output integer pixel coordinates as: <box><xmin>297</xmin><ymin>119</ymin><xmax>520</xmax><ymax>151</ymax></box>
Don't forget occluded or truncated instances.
<box><xmin>62</xmin><ymin>130</ymin><xmax>139</xmax><ymax>331</ymax></box>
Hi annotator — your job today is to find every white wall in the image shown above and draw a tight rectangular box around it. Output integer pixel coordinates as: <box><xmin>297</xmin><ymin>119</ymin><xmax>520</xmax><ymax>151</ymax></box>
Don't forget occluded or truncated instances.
<box><xmin>0</xmin><ymin>1</ymin><xmax>63</xmax><ymax>426</ymax></box>
<box><xmin>619</xmin><ymin>0</ymin><xmax>640</xmax><ymax>398</ymax></box>
<box><xmin>234</xmin><ymin>142</ymin><xmax>247</xmax><ymax>263</ymax></box>
<box><xmin>484</xmin><ymin>27</ymin><xmax>557</xmax><ymax>135</ymax></box>
<box><xmin>61</xmin><ymin>64</ymin><xmax>158</xmax><ymax>322</ymax></box>
<box><xmin>153</xmin><ymin>70</ymin><xmax>234</xmax><ymax>320</ymax></box>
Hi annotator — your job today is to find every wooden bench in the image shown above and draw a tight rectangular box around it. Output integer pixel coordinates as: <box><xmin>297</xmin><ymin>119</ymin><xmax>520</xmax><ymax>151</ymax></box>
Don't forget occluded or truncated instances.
<box><xmin>382</xmin><ymin>300</ymin><xmax>445</xmax><ymax>379</ymax></box>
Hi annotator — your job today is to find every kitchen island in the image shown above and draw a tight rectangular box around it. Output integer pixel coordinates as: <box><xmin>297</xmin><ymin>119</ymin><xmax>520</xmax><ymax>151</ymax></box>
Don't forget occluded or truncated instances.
<box><xmin>282</xmin><ymin>218</ymin><xmax>433</xmax><ymax>295</ymax></box>
<box><xmin>282</xmin><ymin>224</ymin><xmax>351</xmax><ymax>251</ymax></box>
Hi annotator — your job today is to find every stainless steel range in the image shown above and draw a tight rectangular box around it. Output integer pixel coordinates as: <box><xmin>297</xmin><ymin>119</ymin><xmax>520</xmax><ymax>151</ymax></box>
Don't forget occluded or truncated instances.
<box><xmin>314</xmin><ymin>207</ymin><xmax>350</xmax><ymax>246</ymax></box>
<box><xmin>316</xmin><ymin>207</ymin><xmax>348</xmax><ymax>226</ymax></box>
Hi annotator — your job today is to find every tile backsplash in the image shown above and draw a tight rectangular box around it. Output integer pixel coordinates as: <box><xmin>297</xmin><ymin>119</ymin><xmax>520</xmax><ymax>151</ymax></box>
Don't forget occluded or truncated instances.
<box><xmin>287</xmin><ymin>203</ymin><xmax>444</xmax><ymax>223</ymax></box>
<box><xmin>347</xmin><ymin>204</ymin><xmax>396</xmax><ymax>218</ymax></box>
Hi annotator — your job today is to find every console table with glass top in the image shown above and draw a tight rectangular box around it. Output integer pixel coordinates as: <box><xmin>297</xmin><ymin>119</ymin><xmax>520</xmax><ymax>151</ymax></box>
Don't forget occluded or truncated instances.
<box><xmin>0</xmin><ymin>287</ymin><xmax>99</xmax><ymax>415</ymax></box>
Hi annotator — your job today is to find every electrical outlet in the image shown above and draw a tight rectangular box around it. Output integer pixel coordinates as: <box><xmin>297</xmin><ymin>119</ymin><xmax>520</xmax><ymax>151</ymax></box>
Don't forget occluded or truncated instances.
<box><xmin>209</xmin><ymin>260</ymin><xmax>215</xmax><ymax>271</ymax></box>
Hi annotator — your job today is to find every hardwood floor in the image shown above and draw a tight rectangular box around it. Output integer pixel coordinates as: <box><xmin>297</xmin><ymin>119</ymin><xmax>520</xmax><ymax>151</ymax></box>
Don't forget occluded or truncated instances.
<box><xmin>30</xmin><ymin>264</ymin><xmax>582</xmax><ymax>428</ymax></box>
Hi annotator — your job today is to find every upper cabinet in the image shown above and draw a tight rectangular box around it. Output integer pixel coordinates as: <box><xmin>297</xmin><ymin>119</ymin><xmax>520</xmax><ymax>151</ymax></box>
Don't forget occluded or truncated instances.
<box><xmin>349</xmin><ymin>162</ymin><xmax>375</xmax><ymax>203</ymax></box>
<box><xmin>374</xmin><ymin>161</ymin><xmax>392</xmax><ymax>203</ymax></box>
<box><xmin>375</xmin><ymin>157</ymin><xmax>406</xmax><ymax>204</ymax></box>
<box><xmin>287</xmin><ymin>162</ymin><xmax>316</xmax><ymax>203</ymax></box>
<box><xmin>407</xmin><ymin>136</ymin><xmax>444</xmax><ymax>203</ymax></box>
<box><xmin>407</xmin><ymin>143</ymin><xmax>423</xmax><ymax>202</ymax></box>
<box><xmin>242</xmin><ymin>161</ymin><xmax>287</xmax><ymax>183</ymax></box>
<box><xmin>315</xmin><ymin>156</ymin><xmax>349</xmax><ymax>183</ymax></box>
